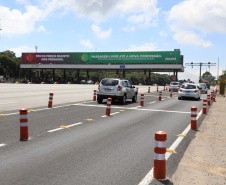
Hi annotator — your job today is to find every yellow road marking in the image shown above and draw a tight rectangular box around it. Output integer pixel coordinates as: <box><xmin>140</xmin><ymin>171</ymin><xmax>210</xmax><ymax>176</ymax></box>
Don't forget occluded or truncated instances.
<box><xmin>177</xmin><ymin>134</ymin><xmax>186</xmax><ymax>137</ymax></box>
<box><xmin>86</xmin><ymin>119</ymin><xmax>94</xmax><ymax>121</ymax></box>
<box><xmin>167</xmin><ymin>148</ymin><xmax>176</xmax><ymax>153</ymax></box>
<box><xmin>60</xmin><ymin>125</ymin><xmax>68</xmax><ymax>128</ymax></box>
<box><xmin>0</xmin><ymin>114</ymin><xmax>5</xmax><ymax>116</ymax></box>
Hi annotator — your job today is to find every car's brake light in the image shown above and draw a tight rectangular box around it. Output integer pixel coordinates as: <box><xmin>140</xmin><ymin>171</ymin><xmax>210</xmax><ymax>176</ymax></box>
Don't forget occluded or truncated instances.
<box><xmin>195</xmin><ymin>90</ymin><xmax>198</xmax><ymax>93</ymax></box>
<box><xmin>118</xmin><ymin>85</ymin><xmax>121</xmax><ymax>91</ymax></box>
<box><xmin>180</xmin><ymin>88</ymin><xmax>182</xmax><ymax>92</ymax></box>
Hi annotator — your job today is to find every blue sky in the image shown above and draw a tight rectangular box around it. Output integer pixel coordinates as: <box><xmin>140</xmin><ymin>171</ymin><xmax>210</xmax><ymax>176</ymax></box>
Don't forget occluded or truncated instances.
<box><xmin>0</xmin><ymin>0</ymin><xmax>225</xmax><ymax>83</ymax></box>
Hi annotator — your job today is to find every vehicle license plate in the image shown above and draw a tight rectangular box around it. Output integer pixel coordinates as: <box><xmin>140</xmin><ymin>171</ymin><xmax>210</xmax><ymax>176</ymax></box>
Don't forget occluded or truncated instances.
<box><xmin>105</xmin><ymin>89</ymin><xmax>112</xmax><ymax>92</ymax></box>
<box><xmin>186</xmin><ymin>91</ymin><xmax>190</xmax><ymax>93</ymax></box>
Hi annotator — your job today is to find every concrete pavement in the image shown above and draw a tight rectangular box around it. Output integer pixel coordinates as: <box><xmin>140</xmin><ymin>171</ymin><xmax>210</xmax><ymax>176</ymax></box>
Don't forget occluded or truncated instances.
<box><xmin>170</xmin><ymin>92</ymin><xmax>226</xmax><ymax>184</ymax></box>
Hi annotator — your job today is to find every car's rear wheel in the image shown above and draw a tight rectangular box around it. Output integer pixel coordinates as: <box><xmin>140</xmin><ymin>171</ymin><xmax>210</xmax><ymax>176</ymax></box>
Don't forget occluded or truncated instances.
<box><xmin>97</xmin><ymin>97</ymin><xmax>103</xmax><ymax>104</ymax></box>
<box><xmin>121</xmin><ymin>95</ymin><xmax>126</xmax><ymax>105</ymax></box>
<box><xmin>132</xmin><ymin>94</ymin><xmax>137</xmax><ymax>102</ymax></box>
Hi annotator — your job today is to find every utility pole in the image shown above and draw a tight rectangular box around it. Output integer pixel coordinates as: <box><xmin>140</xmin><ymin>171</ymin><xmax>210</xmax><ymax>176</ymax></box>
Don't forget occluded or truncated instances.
<box><xmin>35</xmin><ymin>46</ymin><xmax>38</xmax><ymax>52</ymax></box>
<box><xmin>185</xmin><ymin>62</ymin><xmax>216</xmax><ymax>83</ymax></box>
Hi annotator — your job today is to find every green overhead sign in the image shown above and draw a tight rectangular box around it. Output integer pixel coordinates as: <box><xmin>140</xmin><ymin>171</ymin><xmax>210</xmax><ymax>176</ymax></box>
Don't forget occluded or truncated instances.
<box><xmin>22</xmin><ymin>51</ymin><xmax>181</xmax><ymax>64</ymax></box>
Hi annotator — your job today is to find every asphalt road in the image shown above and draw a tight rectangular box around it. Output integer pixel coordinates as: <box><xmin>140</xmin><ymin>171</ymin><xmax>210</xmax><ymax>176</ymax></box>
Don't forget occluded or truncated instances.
<box><xmin>0</xmin><ymin>84</ymin><xmax>210</xmax><ymax>185</ymax></box>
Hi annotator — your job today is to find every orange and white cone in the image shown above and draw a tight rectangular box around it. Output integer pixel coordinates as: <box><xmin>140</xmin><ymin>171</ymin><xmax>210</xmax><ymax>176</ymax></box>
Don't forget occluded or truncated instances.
<box><xmin>170</xmin><ymin>89</ymin><xmax>172</xmax><ymax>97</ymax></box>
<box><xmin>48</xmin><ymin>92</ymin><xmax>54</xmax><ymax>108</ymax></box>
<box><xmin>191</xmin><ymin>106</ymin><xmax>197</xmax><ymax>130</ymax></box>
<box><xmin>148</xmin><ymin>87</ymin><xmax>150</xmax><ymax>93</ymax></box>
<box><xmin>159</xmin><ymin>91</ymin><xmax>162</xmax><ymax>101</ymax></box>
<box><xmin>153</xmin><ymin>131</ymin><xmax>167</xmax><ymax>179</ymax></box>
<box><xmin>207</xmin><ymin>94</ymin><xmax>210</xmax><ymax>106</ymax></box>
<box><xmin>202</xmin><ymin>99</ymin><xmax>207</xmax><ymax>114</ymax></box>
<box><xmin>105</xmin><ymin>98</ymin><xmax>112</xmax><ymax>116</ymax></box>
<box><xmin>20</xmin><ymin>108</ymin><xmax>29</xmax><ymax>141</ymax></box>
<box><xmin>140</xmin><ymin>93</ymin><xmax>144</xmax><ymax>106</ymax></box>
<box><xmin>93</xmin><ymin>90</ymin><xmax>97</xmax><ymax>101</ymax></box>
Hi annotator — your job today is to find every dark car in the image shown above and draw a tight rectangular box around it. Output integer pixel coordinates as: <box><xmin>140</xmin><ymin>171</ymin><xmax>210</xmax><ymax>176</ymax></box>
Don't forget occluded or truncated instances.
<box><xmin>203</xmin><ymin>82</ymin><xmax>210</xmax><ymax>89</ymax></box>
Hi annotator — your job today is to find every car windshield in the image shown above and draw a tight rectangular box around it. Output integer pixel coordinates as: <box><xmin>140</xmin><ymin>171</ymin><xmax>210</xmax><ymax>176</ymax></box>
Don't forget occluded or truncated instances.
<box><xmin>101</xmin><ymin>79</ymin><xmax>119</xmax><ymax>86</ymax></box>
<box><xmin>181</xmin><ymin>84</ymin><xmax>196</xmax><ymax>89</ymax></box>
<box><xmin>171</xmin><ymin>82</ymin><xmax>179</xmax><ymax>85</ymax></box>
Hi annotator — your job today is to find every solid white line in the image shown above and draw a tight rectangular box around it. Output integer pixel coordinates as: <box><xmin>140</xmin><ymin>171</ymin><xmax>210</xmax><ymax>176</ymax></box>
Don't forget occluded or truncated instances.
<box><xmin>67</xmin><ymin>122</ymin><xmax>83</xmax><ymax>128</ymax></box>
<box><xmin>0</xmin><ymin>102</ymin><xmax>17</xmax><ymax>105</ymax></box>
<box><xmin>47</xmin><ymin>128</ymin><xmax>64</xmax><ymax>133</ymax></box>
<box><xmin>138</xmin><ymin>109</ymin><xmax>203</xmax><ymax>185</ymax></box>
<box><xmin>0</xmin><ymin>143</ymin><xmax>6</xmax><ymax>147</ymax></box>
<box><xmin>4</xmin><ymin>113</ymin><xmax>18</xmax><ymax>116</ymax></box>
<box><xmin>101</xmin><ymin>112</ymin><xmax>120</xmax><ymax>117</ymax></box>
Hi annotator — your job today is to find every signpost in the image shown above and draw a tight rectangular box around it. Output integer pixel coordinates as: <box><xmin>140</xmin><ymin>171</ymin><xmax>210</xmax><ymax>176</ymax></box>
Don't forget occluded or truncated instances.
<box><xmin>220</xmin><ymin>76</ymin><xmax>225</xmax><ymax>95</ymax></box>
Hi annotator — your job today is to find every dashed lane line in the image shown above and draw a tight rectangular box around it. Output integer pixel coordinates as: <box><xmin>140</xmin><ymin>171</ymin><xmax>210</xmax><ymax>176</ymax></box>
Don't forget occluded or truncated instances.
<box><xmin>138</xmin><ymin>109</ymin><xmax>203</xmax><ymax>185</ymax></box>
<box><xmin>101</xmin><ymin>112</ymin><xmax>120</xmax><ymax>118</ymax></box>
<box><xmin>0</xmin><ymin>143</ymin><xmax>6</xmax><ymax>148</ymax></box>
<box><xmin>47</xmin><ymin>122</ymin><xmax>83</xmax><ymax>133</ymax></box>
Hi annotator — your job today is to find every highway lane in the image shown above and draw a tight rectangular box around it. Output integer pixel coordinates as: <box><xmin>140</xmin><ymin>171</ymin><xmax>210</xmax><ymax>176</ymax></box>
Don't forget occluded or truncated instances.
<box><xmin>0</xmin><ymin>87</ymin><xmax>210</xmax><ymax>185</ymax></box>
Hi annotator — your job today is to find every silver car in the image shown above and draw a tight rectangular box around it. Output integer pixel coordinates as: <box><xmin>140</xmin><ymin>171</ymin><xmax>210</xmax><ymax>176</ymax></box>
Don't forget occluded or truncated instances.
<box><xmin>198</xmin><ymin>83</ymin><xmax>208</xmax><ymax>94</ymax></box>
<box><xmin>178</xmin><ymin>83</ymin><xmax>200</xmax><ymax>100</ymax></box>
<box><xmin>169</xmin><ymin>81</ymin><xmax>180</xmax><ymax>92</ymax></box>
<box><xmin>97</xmin><ymin>78</ymin><xmax>137</xmax><ymax>104</ymax></box>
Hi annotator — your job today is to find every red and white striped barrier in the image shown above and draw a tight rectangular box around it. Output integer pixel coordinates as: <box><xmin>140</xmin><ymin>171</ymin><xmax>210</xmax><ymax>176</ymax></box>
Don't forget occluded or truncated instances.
<box><xmin>20</xmin><ymin>108</ymin><xmax>29</xmax><ymax>141</ymax></box>
<box><xmin>170</xmin><ymin>89</ymin><xmax>172</xmax><ymax>98</ymax></box>
<box><xmin>105</xmin><ymin>98</ymin><xmax>112</xmax><ymax>116</ymax></box>
<box><xmin>159</xmin><ymin>91</ymin><xmax>162</xmax><ymax>101</ymax></box>
<box><xmin>93</xmin><ymin>90</ymin><xmax>97</xmax><ymax>101</ymax></box>
<box><xmin>48</xmin><ymin>92</ymin><xmax>54</xmax><ymax>108</ymax></box>
<box><xmin>202</xmin><ymin>99</ymin><xmax>207</xmax><ymax>114</ymax></box>
<box><xmin>153</xmin><ymin>131</ymin><xmax>167</xmax><ymax>179</ymax></box>
<box><xmin>191</xmin><ymin>106</ymin><xmax>197</xmax><ymax>130</ymax></box>
<box><xmin>213</xmin><ymin>91</ymin><xmax>216</xmax><ymax>102</ymax></box>
<box><xmin>207</xmin><ymin>94</ymin><xmax>210</xmax><ymax>106</ymax></box>
<box><xmin>211</xmin><ymin>91</ymin><xmax>214</xmax><ymax>101</ymax></box>
<box><xmin>148</xmin><ymin>87</ymin><xmax>150</xmax><ymax>93</ymax></box>
<box><xmin>140</xmin><ymin>93</ymin><xmax>144</xmax><ymax>106</ymax></box>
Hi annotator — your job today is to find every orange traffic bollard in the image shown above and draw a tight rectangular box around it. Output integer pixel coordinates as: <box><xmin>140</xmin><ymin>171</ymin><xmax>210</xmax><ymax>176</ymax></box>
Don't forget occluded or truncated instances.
<box><xmin>191</xmin><ymin>106</ymin><xmax>197</xmax><ymax>130</ymax></box>
<box><xmin>20</xmin><ymin>108</ymin><xmax>29</xmax><ymax>141</ymax></box>
<box><xmin>93</xmin><ymin>90</ymin><xmax>97</xmax><ymax>101</ymax></box>
<box><xmin>207</xmin><ymin>94</ymin><xmax>210</xmax><ymax>105</ymax></box>
<box><xmin>153</xmin><ymin>131</ymin><xmax>167</xmax><ymax>179</ymax></box>
<box><xmin>157</xmin><ymin>86</ymin><xmax>158</xmax><ymax>92</ymax></box>
<box><xmin>211</xmin><ymin>91</ymin><xmax>213</xmax><ymax>101</ymax></box>
<box><xmin>140</xmin><ymin>93</ymin><xmax>144</xmax><ymax>106</ymax></box>
<box><xmin>48</xmin><ymin>92</ymin><xmax>54</xmax><ymax>108</ymax></box>
<box><xmin>148</xmin><ymin>87</ymin><xmax>150</xmax><ymax>93</ymax></box>
<box><xmin>202</xmin><ymin>99</ymin><xmax>207</xmax><ymax>114</ymax></box>
<box><xmin>170</xmin><ymin>89</ymin><xmax>172</xmax><ymax>97</ymax></box>
<box><xmin>166</xmin><ymin>86</ymin><xmax>168</xmax><ymax>91</ymax></box>
<box><xmin>105</xmin><ymin>98</ymin><xmax>112</xmax><ymax>116</ymax></box>
<box><xmin>159</xmin><ymin>91</ymin><xmax>162</xmax><ymax>101</ymax></box>
<box><xmin>136</xmin><ymin>87</ymin><xmax>138</xmax><ymax>94</ymax></box>
<box><xmin>164</xmin><ymin>86</ymin><xmax>165</xmax><ymax>91</ymax></box>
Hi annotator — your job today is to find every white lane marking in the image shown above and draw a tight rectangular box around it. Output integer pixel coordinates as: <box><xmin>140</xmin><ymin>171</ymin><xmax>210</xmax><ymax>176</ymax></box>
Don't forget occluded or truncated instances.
<box><xmin>74</xmin><ymin>104</ymin><xmax>190</xmax><ymax>114</ymax></box>
<box><xmin>67</xmin><ymin>122</ymin><xmax>83</xmax><ymax>128</ymax></box>
<box><xmin>0</xmin><ymin>143</ymin><xmax>6</xmax><ymax>147</ymax></box>
<box><xmin>3</xmin><ymin>113</ymin><xmax>18</xmax><ymax>116</ymax></box>
<box><xmin>101</xmin><ymin>112</ymin><xmax>120</xmax><ymax>118</ymax></box>
<box><xmin>47</xmin><ymin>128</ymin><xmax>64</xmax><ymax>133</ymax></box>
<box><xmin>138</xmin><ymin>109</ymin><xmax>203</xmax><ymax>185</ymax></box>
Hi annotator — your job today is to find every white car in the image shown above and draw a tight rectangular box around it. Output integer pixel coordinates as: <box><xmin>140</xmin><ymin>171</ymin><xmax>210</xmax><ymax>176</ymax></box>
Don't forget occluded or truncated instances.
<box><xmin>169</xmin><ymin>81</ymin><xmax>180</xmax><ymax>92</ymax></box>
<box><xmin>198</xmin><ymin>83</ymin><xmax>208</xmax><ymax>94</ymax></box>
<box><xmin>178</xmin><ymin>83</ymin><xmax>200</xmax><ymax>100</ymax></box>
<box><xmin>97</xmin><ymin>78</ymin><xmax>137</xmax><ymax>104</ymax></box>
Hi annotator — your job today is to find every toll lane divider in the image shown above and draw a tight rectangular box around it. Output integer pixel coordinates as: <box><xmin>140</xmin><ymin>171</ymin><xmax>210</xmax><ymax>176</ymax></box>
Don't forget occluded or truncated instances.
<box><xmin>138</xmin><ymin>109</ymin><xmax>203</xmax><ymax>185</ymax></box>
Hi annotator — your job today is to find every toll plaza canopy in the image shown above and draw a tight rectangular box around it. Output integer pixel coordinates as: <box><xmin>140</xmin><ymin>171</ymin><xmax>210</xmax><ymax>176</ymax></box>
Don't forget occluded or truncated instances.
<box><xmin>21</xmin><ymin>51</ymin><xmax>184</xmax><ymax>72</ymax></box>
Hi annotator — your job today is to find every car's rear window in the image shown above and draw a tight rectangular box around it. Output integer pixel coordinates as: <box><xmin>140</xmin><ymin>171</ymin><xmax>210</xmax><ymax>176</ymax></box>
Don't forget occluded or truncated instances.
<box><xmin>199</xmin><ymin>84</ymin><xmax>205</xmax><ymax>86</ymax></box>
<box><xmin>101</xmin><ymin>79</ymin><xmax>119</xmax><ymax>86</ymax></box>
<box><xmin>181</xmin><ymin>84</ymin><xmax>196</xmax><ymax>89</ymax></box>
<box><xmin>171</xmin><ymin>82</ymin><xmax>179</xmax><ymax>85</ymax></box>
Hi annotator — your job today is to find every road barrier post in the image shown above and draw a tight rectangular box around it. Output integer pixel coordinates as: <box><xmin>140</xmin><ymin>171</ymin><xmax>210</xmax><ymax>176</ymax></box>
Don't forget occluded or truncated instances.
<box><xmin>166</xmin><ymin>86</ymin><xmax>168</xmax><ymax>91</ymax></box>
<box><xmin>202</xmin><ymin>99</ymin><xmax>207</xmax><ymax>114</ymax></box>
<box><xmin>105</xmin><ymin>98</ymin><xmax>112</xmax><ymax>116</ymax></box>
<box><xmin>211</xmin><ymin>91</ymin><xmax>213</xmax><ymax>101</ymax></box>
<box><xmin>20</xmin><ymin>108</ymin><xmax>29</xmax><ymax>141</ymax></box>
<box><xmin>213</xmin><ymin>91</ymin><xmax>216</xmax><ymax>102</ymax></box>
<box><xmin>93</xmin><ymin>90</ymin><xmax>97</xmax><ymax>101</ymax></box>
<box><xmin>207</xmin><ymin>94</ymin><xmax>210</xmax><ymax>106</ymax></box>
<box><xmin>136</xmin><ymin>87</ymin><xmax>138</xmax><ymax>94</ymax></box>
<box><xmin>191</xmin><ymin>106</ymin><xmax>197</xmax><ymax>130</ymax></box>
<box><xmin>148</xmin><ymin>87</ymin><xmax>150</xmax><ymax>93</ymax></box>
<box><xmin>48</xmin><ymin>93</ymin><xmax>54</xmax><ymax>108</ymax></box>
<box><xmin>170</xmin><ymin>89</ymin><xmax>172</xmax><ymax>97</ymax></box>
<box><xmin>159</xmin><ymin>91</ymin><xmax>162</xmax><ymax>101</ymax></box>
<box><xmin>153</xmin><ymin>131</ymin><xmax>167</xmax><ymax>179</ymax></box>
<box><xmin>157</xmin><ymin>86</ymin><xmax>158</xmax><ymax>92</ymax></box>
<box><xmin>140</xmin><ymin>93</ymin><xmax>144</xmax><ymax>106</ymax></box>
<box><xmin>164</xmin><ymin>86</ymin><xmax>165</xmax><ymax>91</ymax></box>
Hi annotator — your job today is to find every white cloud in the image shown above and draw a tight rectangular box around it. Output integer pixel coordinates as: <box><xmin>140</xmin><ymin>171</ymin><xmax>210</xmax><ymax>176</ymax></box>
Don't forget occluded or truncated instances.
<box><xmin>91</xmin><ymin>24</ymin><xmax>112</xmax><ymax>39</ymax></box>
<box><xmin>123</xmin><ymin>43</ymin><xmax>159</xmax><ymax>51</ymax></box>
<box><xmin>37</xmin><ymin>25</ymin><xmax>46</xmax><ymax>32</ymax></box>
<box><xmin>80</xmin><ymin>39</ymin><xmax>93</xmax><ymax>48</ymax></box>
<box><xmin>159</xmin><ymin>30</ymin><xmax>167</xmax><ymax>37</ymax></box>
<box><xmin>10</xmin><ymin>45</ymin><xmax>34</xmax><ymax>57</ymax></box>
<box><xmin>168</xmin><ymin>0</ymin><xmax>226</xmax><ymax>47</ymax></box>
<box><xmin>0</xmin><ymin>5</ymin><xmax>46</xmax><ymax>35</ymax></box>
<box><xmin>122</xmin><ymin>26</ymin><xmax>135</xmax><ymax>32</ymax></box>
